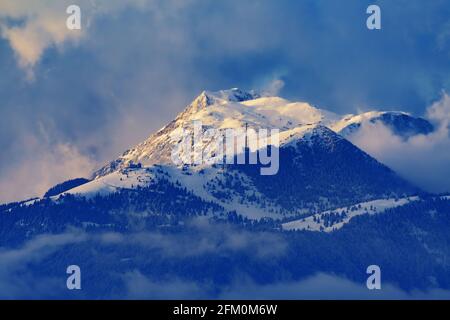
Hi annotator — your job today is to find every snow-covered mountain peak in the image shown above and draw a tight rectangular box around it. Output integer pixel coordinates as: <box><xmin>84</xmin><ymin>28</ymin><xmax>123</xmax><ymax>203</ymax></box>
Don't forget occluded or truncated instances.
<box><xmin>186</xmin><ymin>88</ymin><xmax>260</xmax><ymax>114</ymax></box>
<box><xmin>179</xmin><ymin>90</ymin><xmax>339</xmax><ymax>132</ymax></box>
<box><xmin>92</xmin><ymin>92</ymin><xmax>339</xmax><ymax>178</ymax></box>
<box><xmin>92</xmin><ymin>89</ymin><xmax>434</xmax><ymax>179</ymax></box>
<box><xmin>205</xmin><ymin>88</ymin><xmax>260</xmax><ymax>103</ymax></box>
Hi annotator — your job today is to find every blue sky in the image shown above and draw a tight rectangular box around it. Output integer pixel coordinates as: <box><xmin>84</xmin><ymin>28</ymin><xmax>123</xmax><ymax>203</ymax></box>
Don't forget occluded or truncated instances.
<box><xmin>1</xmin><ymin>0</ymin><xmax>450</xmax><ymax>202</ymax></box>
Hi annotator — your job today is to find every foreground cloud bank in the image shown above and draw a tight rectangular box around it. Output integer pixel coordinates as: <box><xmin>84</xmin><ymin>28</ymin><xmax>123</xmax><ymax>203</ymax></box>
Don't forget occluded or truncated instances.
<box><xmin>1</xmin><ymin>227</ymin><xmax>450</xmax><ymax>300</ymax></box>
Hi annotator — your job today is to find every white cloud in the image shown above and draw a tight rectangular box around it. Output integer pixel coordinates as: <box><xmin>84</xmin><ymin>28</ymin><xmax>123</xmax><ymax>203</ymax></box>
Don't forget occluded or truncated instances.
<box><xmin>100</xmin><ymin>218</ymin><xmax>287</xmax><ymax>259</ymax></box>
<box><xmin>0</xmin><ymin>232</ymin><xmax>86</xmax><ymax>299</ymax></box>
<box><xmin>0</xmin><ymin>133</ymin><xmax>96</xmax><ymax>203</ymax></box>
<box><xmin>347</xmin><ymin>93</ymin><xmax>450</xmax><ymax>193</ymax></box>
<box><xmin>261</xmin><ymin>78</ymin><xmax>285</xmax><ymax>97</ymax></box>
<box><xmin>0</xmin><ymin>0</ymin><xmax>150</xmax><ymax>77</ymax></box>
<box><xmin>218</xmin><ymin>273</ymin><xmax>450</xmax><ymax>300</ymax></box>
<box><xmin>121</xmin><ymin>271</ymin><xmax>450</xmax><ymax>300</ymax></box>
<box><xmin>1</xmin><ymin>229</ymin><xmax>449</xmax><ymax>299</ymax></box>
<box><xmin>427</xmin><ymin>92</ymin><xmax>450</xmax><ymax>127</ymax></box>
<box><xmin>0</xmin><ymin>1</ymin><xmax>80</xmax><ymax>78</ymax></box>
<box><xmin>123</xmin><ymin>270</ymin><xmax>204</xmax><ymax>299</ymax></box>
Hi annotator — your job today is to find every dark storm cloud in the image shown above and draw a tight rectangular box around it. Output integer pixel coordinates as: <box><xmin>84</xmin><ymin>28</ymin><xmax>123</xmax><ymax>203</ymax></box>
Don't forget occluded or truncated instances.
<box><xmin>0</xmin><ymin>0</ymin><xmax>449</xmax><ymax>202</ymax></box>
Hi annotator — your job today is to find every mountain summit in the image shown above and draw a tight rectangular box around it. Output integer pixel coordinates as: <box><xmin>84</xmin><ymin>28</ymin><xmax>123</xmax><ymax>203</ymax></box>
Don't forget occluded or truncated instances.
<box><xmin>184</xmin><ymin>88</ymin><xmax>260</xmax><ymax>114</ymax></box>
<box><xmin>93</xmin><ymin>88</ymin><xmax>433</xmax><ymax>179</ymax></box>
<box><xmin>33</xmin><ymin>88</ymin><xmax>416</xmax><ymax>221</ymax></box>
<box><xmin>3</xmin><ymin>89</ymin><xmax>425</xmax><ymax>222</ymax></box>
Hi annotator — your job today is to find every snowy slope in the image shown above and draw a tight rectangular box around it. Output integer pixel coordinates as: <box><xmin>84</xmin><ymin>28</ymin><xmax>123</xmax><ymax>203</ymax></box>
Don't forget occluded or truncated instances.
<box><xmin>92</xmin><ymin>89</ymin><xmax>341</xmax><ymax>178</ymax></box>
<box><xmin>32</xmin><ymin>88</ymin><xmax>426</xmax><ymax>223</ymax></box>
<box><xmin>56</xmin><ymin>163</ymin><xmax>422</xmax><ymax>223</ymax></box>
<box><xmin>282</xmin><ymin>196</ymin><xmax>420</xmax><ymax>232</ymax></box>
<box><xmin>61</xmin><ymin>167</ymin><xmax>156</xmax><ymax>198</ymax></box>
<box><xmin>55</xmin><ymin>123</ymin><xmax>418</xmax><ymax>222</ymax></box>
<box><xmin>39</xmin><ymin>89</ymin><xmax>418</xmax><ymax>213</ymax></box>
<box><xmin>56</xmin><ymin>164</ymin><xmax>285</xmax><ymax>220</ymax></box>
<box><xmin>93</xmin><ymin>89</ymin><xmax>434</xmax><ymax>179</ymax></box>
<box><xmin>164</xmin><ymin>166</ymin><xmax>286</xmax><ymax>220</ymax></box>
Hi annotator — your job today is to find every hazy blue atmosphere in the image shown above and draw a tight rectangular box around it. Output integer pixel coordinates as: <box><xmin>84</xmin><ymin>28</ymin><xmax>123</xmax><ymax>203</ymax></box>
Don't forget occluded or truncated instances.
<box><xmin>1</xmin><ymin>0</ymin><xmax>450</xmax><ymax>202</ymax></box>
<box><xmin>1</xmin><ymin>1</ymin><xmax>450</xmax><ymax>301</ymax></box>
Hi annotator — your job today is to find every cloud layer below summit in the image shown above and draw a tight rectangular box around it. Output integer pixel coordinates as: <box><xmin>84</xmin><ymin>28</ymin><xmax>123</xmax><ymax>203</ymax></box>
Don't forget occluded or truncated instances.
<box><xmin>1</xmin><ymin>227</ymin><xmax>450</xmax><ymax>299</ymax></box>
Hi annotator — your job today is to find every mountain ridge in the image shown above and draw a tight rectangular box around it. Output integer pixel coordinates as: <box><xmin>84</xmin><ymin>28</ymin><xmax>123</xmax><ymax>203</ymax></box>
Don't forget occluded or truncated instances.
<box><xmin>1</xmin><ymin>88</ymin><xmax>428</xmax><ymax>224</ymax></box>
<box><xmin>92</xmin><ymin>88</ymin><xmax>434</xmax><ymax>180</ymax></box>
